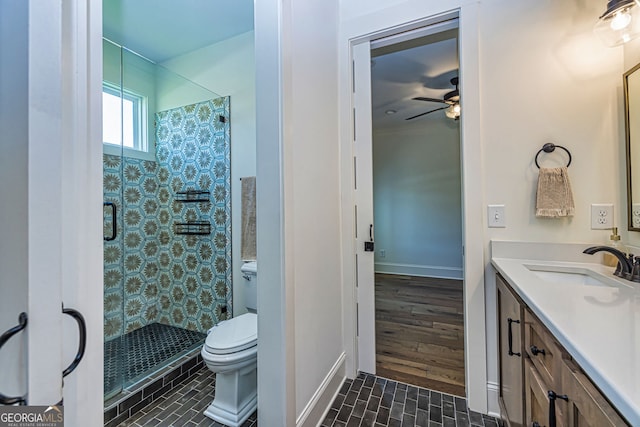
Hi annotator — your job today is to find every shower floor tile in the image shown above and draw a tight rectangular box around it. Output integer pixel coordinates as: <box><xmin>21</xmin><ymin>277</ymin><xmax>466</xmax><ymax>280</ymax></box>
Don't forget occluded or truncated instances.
<box><xmin>105</xmin><ymin>323</ymin><xmax>206</xmax><ymax>396</ymax></box>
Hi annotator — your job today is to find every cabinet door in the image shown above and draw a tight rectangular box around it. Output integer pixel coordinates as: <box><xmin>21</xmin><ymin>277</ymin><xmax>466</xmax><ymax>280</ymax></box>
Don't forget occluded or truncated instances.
<box><xmin>525</xmin><ymin>359</ymin><xmax>550</xmax><ymax>427</ymax></box>
<box><xmin>561</xmin><ymin>359</ymin><xmax>629</xmax><ymax>427</ymax></box>
<box><xmin>497</xmin><ymin>274</ymin><xmax>524</xmax><ymax>427</ymax></box>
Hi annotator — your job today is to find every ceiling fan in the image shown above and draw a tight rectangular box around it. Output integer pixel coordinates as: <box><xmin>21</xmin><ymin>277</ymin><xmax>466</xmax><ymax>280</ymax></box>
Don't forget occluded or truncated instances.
<box><xmin>406</xmin><ymin>77</ymin><xmax>460</xmax><ymax>121</ymax></box>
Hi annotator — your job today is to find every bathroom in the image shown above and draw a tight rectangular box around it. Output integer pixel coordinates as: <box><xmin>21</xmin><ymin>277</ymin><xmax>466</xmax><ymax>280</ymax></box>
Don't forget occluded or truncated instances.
<box><xmin>2</xmin><ymin>0</ymin><xmax>640</xmax><ymax>426</ymax></box>
<box><xmin>99</xmin><ymin>0</ymin><xmax>258</xmax><ymax>424</ymax></box>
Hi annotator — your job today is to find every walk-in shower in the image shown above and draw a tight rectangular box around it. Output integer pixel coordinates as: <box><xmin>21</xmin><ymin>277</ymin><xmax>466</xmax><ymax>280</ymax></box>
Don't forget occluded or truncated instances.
<box><xmin>102</xmin><ymin>39</ymin><xmax>232</xmax><ymax>400</ymax></box>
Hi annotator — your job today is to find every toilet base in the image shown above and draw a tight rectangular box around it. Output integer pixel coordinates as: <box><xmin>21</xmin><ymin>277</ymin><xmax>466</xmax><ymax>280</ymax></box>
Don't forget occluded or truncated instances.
<box><xmin>204</xmin><ymin>394</ymin><xmax>257</xmax><ymax>427</ymax></box>
<box><xmin>203</xmin><ymin>365</ymin><xmax>257</xmax><ymax>427</ymax></box>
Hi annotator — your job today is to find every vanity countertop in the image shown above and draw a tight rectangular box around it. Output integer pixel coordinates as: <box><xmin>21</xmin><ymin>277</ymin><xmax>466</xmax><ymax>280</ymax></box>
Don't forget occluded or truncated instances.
<box><xmin>492</xmin><ymin>254</ymin><xmax>640</xmax><ymax>426</ymax></box>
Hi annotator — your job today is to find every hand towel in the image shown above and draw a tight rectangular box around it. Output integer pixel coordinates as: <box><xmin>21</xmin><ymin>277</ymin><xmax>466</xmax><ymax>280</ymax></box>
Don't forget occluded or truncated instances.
<box><xmin>241</xmin><ymin>176</ymin><xmax>257</xmax><ymax>261</ymax></box>
<box><xmin>535</xmin><ymin>167</ymin><xmax>575</xmax><ymax>218</ymax></box>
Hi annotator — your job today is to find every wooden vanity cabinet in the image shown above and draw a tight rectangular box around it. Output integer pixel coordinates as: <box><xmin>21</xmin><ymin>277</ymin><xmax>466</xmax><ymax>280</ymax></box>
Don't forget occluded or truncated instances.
<box><xmin>497</xmin><ymin>274</ymin><xmax>524</xmax><ymax>427</ymax></box>
<box><xmin>560</xmin><ymin>358</ymin><xmax>627</xmax><ymax>427</ymax></box>
<box><xmin>496</xmin><ymin>273</ymin><xmax>630</xmax><ymax>427</ymax></box>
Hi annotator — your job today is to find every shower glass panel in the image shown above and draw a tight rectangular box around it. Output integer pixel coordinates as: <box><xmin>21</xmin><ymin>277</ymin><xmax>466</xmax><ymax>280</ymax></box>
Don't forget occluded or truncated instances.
<box><xmin>103</xmin><ymin>39</ymin><xmax>233</xmax><ymax>402</ymax></box>
<box><xmin>103</xmin><ymin>38</ymin><xmax>125</xmax><ymax>400</ymax></box>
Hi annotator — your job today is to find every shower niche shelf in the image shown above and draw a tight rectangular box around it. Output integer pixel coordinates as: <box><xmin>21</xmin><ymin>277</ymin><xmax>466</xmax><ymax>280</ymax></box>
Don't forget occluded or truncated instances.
<box><xmin>174</xmin><ymin>221</ymin><xmax>211</xmax><ymax>236</ymax></box>
<box><xmin>175</xmin><ymin>190</ymin><xmax>210</xmax><ymax>203</ymax></box>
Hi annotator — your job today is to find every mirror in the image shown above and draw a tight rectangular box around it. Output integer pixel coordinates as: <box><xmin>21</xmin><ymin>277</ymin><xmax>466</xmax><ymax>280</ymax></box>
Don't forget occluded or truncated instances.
<box><xmin>625</xmin><ymin>63</ymin><xmax>640</xmax><ymax>231</ymax></box>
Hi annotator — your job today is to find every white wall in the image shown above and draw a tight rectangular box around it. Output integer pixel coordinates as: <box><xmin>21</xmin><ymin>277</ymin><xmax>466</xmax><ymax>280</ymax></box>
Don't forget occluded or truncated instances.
<box><xmin>373</xmin><ymin>120</ymin><xmax>462</xmax><ymax>279</ymax></box>
<box><xmin>161</xmin><ymin>31</ymin><xmax>256</xmax><ymax>317</ymax></box>
<box><xmin>340</xmin><ymin>0</ymin><xmax>624</xmax><ymax>414</ymax></box>
<box><xmin>287</xmin><ymin>1</ymin><xmax>343</xmax><ymax>420</ymax></box>
<box><xmin>0</xmin><ymin>0</ymin><xmax>28</xmax><ymax>401</ymax></box>
<box><xmin>254</xmin><ymin>0</ymin><xmax>344</xmax><ymax>424</ymax></box>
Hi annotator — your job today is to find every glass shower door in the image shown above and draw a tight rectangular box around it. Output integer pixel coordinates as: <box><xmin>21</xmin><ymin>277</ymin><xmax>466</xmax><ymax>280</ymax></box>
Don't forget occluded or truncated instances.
<box><xmin>102</xmin><ymin>32</ymin><xmax>233</xmax><ymax>403</ymax></box>
<box><xmin>103</xmin><ymin>38</ymin><xmax>125</xmax><ymax>400</ymax></box>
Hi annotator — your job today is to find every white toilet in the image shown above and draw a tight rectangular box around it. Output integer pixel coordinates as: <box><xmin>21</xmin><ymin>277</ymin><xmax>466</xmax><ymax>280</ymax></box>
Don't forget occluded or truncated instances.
<box><xmin>201</xmin><ymin>261</ymin><xmax>258</xmax><ymax>427</ymax></box>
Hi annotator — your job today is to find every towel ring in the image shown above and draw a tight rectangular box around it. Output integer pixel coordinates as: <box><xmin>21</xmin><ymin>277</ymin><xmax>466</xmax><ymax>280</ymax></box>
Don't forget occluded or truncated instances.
<box><xmin>535</xmin><ymin>143</ymin><xmax>572</xmax><ymax>169</ymax></box>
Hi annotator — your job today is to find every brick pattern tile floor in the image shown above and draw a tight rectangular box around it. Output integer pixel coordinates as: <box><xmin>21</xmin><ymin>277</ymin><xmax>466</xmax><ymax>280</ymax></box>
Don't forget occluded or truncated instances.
<box><xmin>115</xmin><ymin>367</ymin><xmax>256</xmax><ymax>427</ymax></box>
<box><xmin>321</xmin><ymin>372</ymin><xmax>500</xmax><ymax>427</ymax></box>
<box><xmin>115</xmin><ymin>369</ymin><xmax>499</xmax><ymax>427</ymax></box>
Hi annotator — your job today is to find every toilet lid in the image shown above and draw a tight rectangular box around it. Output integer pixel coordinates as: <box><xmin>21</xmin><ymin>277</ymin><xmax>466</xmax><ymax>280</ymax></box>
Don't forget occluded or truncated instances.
<box><xmin>204</xmin><ymin>313</ymin><xmax>257</xmax><ymax>354</ymax></box>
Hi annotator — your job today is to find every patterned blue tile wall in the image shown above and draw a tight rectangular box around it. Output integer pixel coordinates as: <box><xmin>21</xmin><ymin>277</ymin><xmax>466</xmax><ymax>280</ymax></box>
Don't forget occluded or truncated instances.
<box><xmin>103</xmin><ymin>97</ymin><xmax>231</xmax><ymax>340</ymax></box>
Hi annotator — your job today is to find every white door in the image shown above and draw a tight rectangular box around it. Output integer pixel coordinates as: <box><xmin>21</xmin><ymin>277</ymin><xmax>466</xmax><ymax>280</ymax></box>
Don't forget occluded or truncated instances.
<box><xmin>352</xmin><ymin>42</ymin><xmax>377</xmax><ymax>374</ymax></box>
<box><xmin>0</xmin><ymin>0</ymin><xmax>102</xmax><ymax>422</ymax></box>
<box><xmin>0</xmin><ymin>0</ymin><xmax>65</xmax><ymax>407</ymax></box>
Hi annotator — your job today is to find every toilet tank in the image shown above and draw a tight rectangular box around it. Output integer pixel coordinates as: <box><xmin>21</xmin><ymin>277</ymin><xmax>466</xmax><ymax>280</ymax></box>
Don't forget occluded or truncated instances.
<box><xmin>241</xmin><ymin>261</ymin><xmax>257</xmax><ymax>312</ymax></box>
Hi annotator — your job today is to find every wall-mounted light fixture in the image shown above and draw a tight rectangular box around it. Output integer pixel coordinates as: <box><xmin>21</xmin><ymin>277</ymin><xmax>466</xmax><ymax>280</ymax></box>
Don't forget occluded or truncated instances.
<box><xmin>595</xmin><ymin>0</ymin><xmax>640</xmax><ymax>46</ymax></box>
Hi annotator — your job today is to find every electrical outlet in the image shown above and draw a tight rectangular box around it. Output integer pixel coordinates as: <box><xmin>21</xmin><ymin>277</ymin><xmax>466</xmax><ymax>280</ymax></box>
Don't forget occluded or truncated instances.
<box><xmin>590</xmin><ymin>204</ymin><xmax>614</xmax><ymax>229</ymax></box>
<box><xmin>379</xmin><ymin>249</ymin><xmax>386</xmax><ymax>258</ymax></box>
<box><xmin>488</xmin><ymin>205</ymin><xmax>506</xmax><ymax>228</ymax></box>
<box><xmin>634</xmin><ymin>204</ymin><xmax>640</xmax><ymax>227</ymax></box>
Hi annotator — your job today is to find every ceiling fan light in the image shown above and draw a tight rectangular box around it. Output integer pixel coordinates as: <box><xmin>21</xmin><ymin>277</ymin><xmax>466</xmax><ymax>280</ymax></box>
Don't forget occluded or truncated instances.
<box><xmin>595</xmin><ymin>0</ymin><xmax>640</xmax><ymax>46</ymax></box>
<box><xmin>445</xmin><ymin>103</ymin><xmax>461</xmax><ymax>120</ymax></box>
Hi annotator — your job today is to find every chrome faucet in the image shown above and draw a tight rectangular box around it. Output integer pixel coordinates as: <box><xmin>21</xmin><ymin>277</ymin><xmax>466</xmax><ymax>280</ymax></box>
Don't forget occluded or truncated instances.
<box><xmin>583</xmin><ymin>246</ymin><xmax>633</xmax><ymax>279</ymax></box>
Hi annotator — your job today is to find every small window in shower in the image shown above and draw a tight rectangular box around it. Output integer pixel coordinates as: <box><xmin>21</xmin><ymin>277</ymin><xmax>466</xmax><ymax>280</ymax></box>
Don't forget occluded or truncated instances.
<box><xmin>103</xmin><ymin>83</ymin><xmax>148</xmax><ymax>154</ymax></box>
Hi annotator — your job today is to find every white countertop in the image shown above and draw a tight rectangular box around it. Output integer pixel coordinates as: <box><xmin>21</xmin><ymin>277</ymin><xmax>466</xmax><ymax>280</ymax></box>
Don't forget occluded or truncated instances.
<box><xmin>492</xmin><ymin>252</ymin><xmax>640</xmax><ymax>426</ymax></box>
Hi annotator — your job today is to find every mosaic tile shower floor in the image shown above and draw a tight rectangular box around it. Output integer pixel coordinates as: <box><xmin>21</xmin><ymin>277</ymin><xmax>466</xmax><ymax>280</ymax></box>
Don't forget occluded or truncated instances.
<box><xmin>105</xmin><ymin>323</ymin><xmax>206</xmax><ymax>396</ymax></box>
<box><xmin>115</xmin><ymin>370</ymin><xmax>500</xmax><ymax>427</ymax></box>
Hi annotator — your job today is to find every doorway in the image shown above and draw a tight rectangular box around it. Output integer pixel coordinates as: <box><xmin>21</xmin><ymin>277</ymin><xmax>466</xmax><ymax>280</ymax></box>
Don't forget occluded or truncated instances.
<box><xmin>353</xmin><ymin>18</ymin><xmax>465</xmax><ymax>396</ymax></box>
<box><xmin>100</xmin><ymin>0</ymin><xmax>256</xmax><ymax>417</ymax></box>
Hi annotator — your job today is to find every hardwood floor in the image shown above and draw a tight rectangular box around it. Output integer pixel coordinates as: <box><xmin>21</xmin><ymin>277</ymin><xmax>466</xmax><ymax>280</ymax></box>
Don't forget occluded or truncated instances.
<box><xmin>375</xmin><ymin>273</ymin><xmax>465</xmax><ymax>397</ymax></box>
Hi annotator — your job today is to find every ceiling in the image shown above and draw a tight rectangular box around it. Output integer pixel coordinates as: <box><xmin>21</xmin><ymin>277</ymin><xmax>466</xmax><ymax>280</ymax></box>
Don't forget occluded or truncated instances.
<box><xmin>371</xmin><ymin>29</ymin><xmax>459</xmax><ymax>129</ymax></box>
<box><xmin>103</xmin><ymin>0</ymin><xmax>254</xmax><ymax>63</ymax></box>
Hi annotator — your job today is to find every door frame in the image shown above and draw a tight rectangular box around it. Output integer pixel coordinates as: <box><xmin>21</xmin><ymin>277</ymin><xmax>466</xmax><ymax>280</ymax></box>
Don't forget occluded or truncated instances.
<box><xmin>340</xmin><ymin>3</ymin><xmax>488</xmax><ymax>412</ymax></box>
<box><xmin>1</xmin><ymin>0</ymin><xmax>103</xmax><ymax>422</ymax></box>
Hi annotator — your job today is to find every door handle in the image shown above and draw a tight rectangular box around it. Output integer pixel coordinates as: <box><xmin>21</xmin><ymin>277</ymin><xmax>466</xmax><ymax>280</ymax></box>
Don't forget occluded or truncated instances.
<box><xmin>507</xmin><ymin>318</ymin><xmax>521</xmax><ymax>357</ymax></box>
<box><xmin>62</xmin><ymin>306</ymin><xmax>86</xmax><ymax>378</ymax></box>
<box><xmin>0</xmin><ymin>312</ymin><xmax>28</xmax><ymax>405</ymax></box>
<box><xmin>364</xmin><ymin>224</ymin><xmax>375</xmax><ymax>252</ymax></box>
<box><xmin>103</xmin><ymin>202</ymin><xmax>117</xmax><ymax>241</ymax></box>
<box><xmin>548</xmin><ymin>390</ymin><xmax>568</xmax><ymax>427</ymax></box>
<box><xmin>57</xmin><ymin>305</ymin><xmax>86</xmax><ymax>406</ymax></box>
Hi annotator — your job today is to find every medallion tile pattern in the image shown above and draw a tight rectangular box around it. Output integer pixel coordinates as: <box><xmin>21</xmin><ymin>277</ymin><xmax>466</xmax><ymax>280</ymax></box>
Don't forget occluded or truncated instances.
<box><xmin>103</xmin><ymin>96</ymin><xmax>232</xmax><ymax>342</ymax></box>
<box><xmin>155</xmin><ymin>97</ymin><xmax>232</xmax><ymax>333</ymax></box>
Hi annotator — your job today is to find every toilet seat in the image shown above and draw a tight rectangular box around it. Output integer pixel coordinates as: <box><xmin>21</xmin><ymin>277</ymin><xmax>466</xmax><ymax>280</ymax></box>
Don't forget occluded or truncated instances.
<box><xmin>204</xmin><ymin>313</ymin><xmax>257</xmax><ymax>355</ymax></box>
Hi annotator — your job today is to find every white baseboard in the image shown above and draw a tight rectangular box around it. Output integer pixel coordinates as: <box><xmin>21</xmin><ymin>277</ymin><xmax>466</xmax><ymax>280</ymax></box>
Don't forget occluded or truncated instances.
<box><xmin>375</xmin><ymin>262</ymin><xmax>463</xmax><ymax>280</ymax></box>
<box><xmin>296</xmin><ymin>352</ymin><xmax>346</xmax><ymax>427</ymax></box>
<box><xmin>486</xmin><ymin>381</ymin><xmax>501</xmax><ymax>419</ymax></box>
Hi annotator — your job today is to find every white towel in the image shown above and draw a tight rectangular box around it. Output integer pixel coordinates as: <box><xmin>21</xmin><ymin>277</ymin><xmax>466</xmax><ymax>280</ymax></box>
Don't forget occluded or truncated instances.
<box><xmin>535</xmin><ymin>167</ymin><xmax>575</xmax><ymax>218</ymax></box>
<box><xmin>241</xmin><ymin>177</ymin><xmax>257</xmax><ymax>260</ymax></box>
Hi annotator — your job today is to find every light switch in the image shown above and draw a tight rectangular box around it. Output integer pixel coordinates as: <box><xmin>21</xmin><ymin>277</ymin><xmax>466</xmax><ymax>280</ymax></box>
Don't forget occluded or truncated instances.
<box><xmin>488</xmin><ymin>205</ymin><xmax>506</xmax><ymax>228</ymax></box>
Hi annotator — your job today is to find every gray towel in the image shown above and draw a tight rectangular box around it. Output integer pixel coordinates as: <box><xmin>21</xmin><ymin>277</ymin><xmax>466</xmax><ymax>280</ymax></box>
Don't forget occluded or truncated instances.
<box><xmin>535</xmin><ymin>167</ymin><xmax>575</xmax><ymax>218</ymax></box>
<box><xmin>241</xmin><ymin>177</ymin><xmax>257</xmax><ymax>260</ymax></box>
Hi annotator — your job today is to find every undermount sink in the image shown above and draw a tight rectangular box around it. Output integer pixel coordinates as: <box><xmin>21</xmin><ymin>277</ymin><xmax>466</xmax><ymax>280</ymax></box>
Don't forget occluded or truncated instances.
<box><xmin>524</xmin><ymin>264</ymin><xmax>632</xmax><ymax>289</ymax></box>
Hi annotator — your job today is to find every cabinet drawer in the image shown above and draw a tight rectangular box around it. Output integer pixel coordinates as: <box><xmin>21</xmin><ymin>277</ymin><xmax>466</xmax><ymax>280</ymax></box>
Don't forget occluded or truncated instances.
<box><xmin>524</xmin><ymin>309</ymin><xmax>562</xmax><ymax>387</ymax></box>
<box><xmin>561</xmin><ymin>358</ymin><xmax>629</xmax><ymax>427</ymax></box>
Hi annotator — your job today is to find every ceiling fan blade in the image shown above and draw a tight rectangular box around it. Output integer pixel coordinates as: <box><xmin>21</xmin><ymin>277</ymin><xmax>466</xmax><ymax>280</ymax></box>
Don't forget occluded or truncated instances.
<box><xmin>412</xmin><ymin>97</ymin><xmax>446</xmax><ymax>104</ymax></box>
<box><xmin>405</xmin><ymin>106</ymin><xmax>447</xmax><ymax>120</ymax></box>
